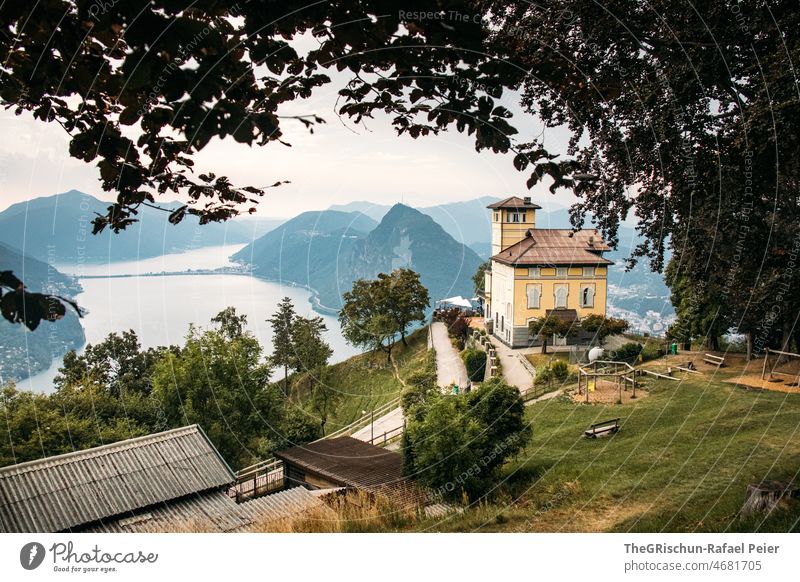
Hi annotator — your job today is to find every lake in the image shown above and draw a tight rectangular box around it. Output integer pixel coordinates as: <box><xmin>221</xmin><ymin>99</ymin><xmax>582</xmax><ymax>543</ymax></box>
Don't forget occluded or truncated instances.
<box><xmin>21</xmin><ymin>245</ymin><xmax>362</xmax><ymax>393</ymax></box>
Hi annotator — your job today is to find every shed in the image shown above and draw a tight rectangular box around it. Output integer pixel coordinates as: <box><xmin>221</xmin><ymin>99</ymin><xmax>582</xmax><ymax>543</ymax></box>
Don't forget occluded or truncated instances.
<box><xmin>0</xmin><ymin>425</ymin><xmax>234</xmax><ymax>532</ymax></box>
<box><xmin>275</xmin><ymin>436</ymin><xmax>405</xmax><ymax>493</ymax></box>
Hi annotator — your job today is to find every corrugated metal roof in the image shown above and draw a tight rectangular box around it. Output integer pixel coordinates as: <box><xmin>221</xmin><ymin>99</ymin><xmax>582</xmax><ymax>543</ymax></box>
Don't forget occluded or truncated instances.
<box><xmin>487</xmin><ymin>196</ymin><xmax>542</xmax><ymax>209</ymax></box>
<box><xmin>492</xmin><ymin>229</ymin><xmax>613</xmax><ymax>266</ymax></box>
<box><xmin>0</xmin><ymin>425</ymin><xmax>235</xmax><ymax>533</ymax></box>
<box><xmin>81</xmin><ymin>487</ymin><xmax>331</xmax><ymax>533</ymax></box>
<box><xmin>275</xmin><ymin>437</ymin><xmax>404</xmax><ymax>490</ymax></box>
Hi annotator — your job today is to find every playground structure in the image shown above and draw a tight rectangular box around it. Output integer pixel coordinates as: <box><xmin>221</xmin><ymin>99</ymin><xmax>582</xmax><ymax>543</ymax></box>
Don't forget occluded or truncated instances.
<box><xmin>761</xmin><ymin>348</ymin><xmax>800</xmax><ymax>387</ymax></box>
<box><xmin>578</xmin><ymin>360</ymin><xmax>638</xmax><ymax>403</ymax></box>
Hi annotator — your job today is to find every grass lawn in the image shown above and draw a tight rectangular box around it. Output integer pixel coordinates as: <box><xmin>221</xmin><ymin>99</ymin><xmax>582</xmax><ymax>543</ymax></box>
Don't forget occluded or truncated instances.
<box><xmin>316</xmin><ymin>328</ymin><xmax>432</xmax><ymax>431</ymax></box>
<box><xmin>525</xmin><ymin>352</ymin><xmax>572</xmax><ymax>368</ymax></box>
<box><xmin>417</xmin><ymin>374</ymin><xmax>800</xmax><ymax>532</ymax></box>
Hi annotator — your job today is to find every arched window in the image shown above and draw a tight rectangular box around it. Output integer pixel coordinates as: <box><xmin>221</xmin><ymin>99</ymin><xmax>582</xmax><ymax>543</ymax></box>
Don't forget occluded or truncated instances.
<box><xmin>581</xmin><ymin>286</ymin><xmax>595</xmax><ymax>308</ymax></box>
<box><xmin>526</xmin><ymin>284</ymin><xmax>541</xmax><ymax>309</ymax></box>
<box><xmin>555</xmin><ymin>286</ymin><xmax>568</xmax><ymax>308</ymax></box>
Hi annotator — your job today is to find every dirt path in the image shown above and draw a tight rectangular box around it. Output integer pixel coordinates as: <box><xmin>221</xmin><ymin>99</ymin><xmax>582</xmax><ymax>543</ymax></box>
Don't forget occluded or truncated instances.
<box><xmin>490</xmin><ymin>338</ymin><xmax>534</xmax><ymax>392</ymax></box>
<box><xmin>430</xmin><ymin>322</ymin><xmax>469</xmax><ymax>390</ymax></box>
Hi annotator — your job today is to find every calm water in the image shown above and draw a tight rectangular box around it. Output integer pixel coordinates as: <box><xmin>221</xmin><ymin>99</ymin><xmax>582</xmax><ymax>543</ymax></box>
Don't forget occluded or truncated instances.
<box><xmin>21</xmin><ymin>246</ymin><xmax>360</xmax><ymax>393</ymax></box>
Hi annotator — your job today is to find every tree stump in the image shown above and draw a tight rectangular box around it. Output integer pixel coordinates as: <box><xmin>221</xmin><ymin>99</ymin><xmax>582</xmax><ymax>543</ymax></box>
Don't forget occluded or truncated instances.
<box><xmin>741</xmin><ymin>481</ymin><xmax>798</xmax><ymax>517</ymax></box>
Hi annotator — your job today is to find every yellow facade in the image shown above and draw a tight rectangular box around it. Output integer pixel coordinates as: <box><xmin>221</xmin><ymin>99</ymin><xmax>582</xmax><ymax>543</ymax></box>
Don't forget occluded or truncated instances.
<box><xmin>512</xmin><ymin>272</ymin><xmax>608</xmax><ymax>326</ymax></box>
<box><xmin>490</xmin><ymin>208</ymin><xmax>536</xmax><ymax>256</ymax></box>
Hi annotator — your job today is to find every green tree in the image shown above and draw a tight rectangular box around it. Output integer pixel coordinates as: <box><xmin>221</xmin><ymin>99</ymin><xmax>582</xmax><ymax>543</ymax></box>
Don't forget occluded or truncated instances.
<box><xmin>0</xmin><ymin>381</ymin><xmax>158</xmax><ymax>468</ymax></box>
<box><xmin>528</xmin><ymin>314</ymin><xmax>576</xmax><ymax>354</ymax></box>
<box><xmin>579</xmin><ymin>315</ymin><xmax>630</xmax><ymax>345</ymax></box>
<box><xmin>340</xmin><ymin>271</ymin><xmax>429</xmax><ymax>362</ymax></box>
<box><xmin>472</xmin><ymin>262</ymin><xmax>490</xmax><ymax>295</ymax></box>
<box><xmin>54</xmin><ymin>330</ymin><xmax>171</xmax><ymax>396</ymax></box>
<box><xmin>379</xmin><ymin>269</ymin><xmax>430</xmax><ymax>347</ymax></box>
<box><xmin>404</xmin><ymin>377</ymin><xmax>530</xmax><ymax>502</ymax></box>
<box><xmin>267</xmin><ymin>297</ymin><xmax>296</xmax><ymax>395</ymax></box>
<box><xmin>151</xmin><ymin>308</ymin><xmax>279</xmax><ymax>468</ymax></box>
<box><xmin>290</xmin><ymin>316</ymin><xmax>337</xmax><ymax>434</ymax></box>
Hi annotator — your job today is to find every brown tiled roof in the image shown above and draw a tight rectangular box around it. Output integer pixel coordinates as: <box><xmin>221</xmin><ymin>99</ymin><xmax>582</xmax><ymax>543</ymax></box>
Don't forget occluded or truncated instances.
<box><xmin>492</xmin><ymin>229</ymin><xmax>613</xmax><ymax>266</ymax></box>
<box><xmin>275</xmin><ymin>437</ymin><xmax>404</xmax><ymax>491</ymax></box>
<box><xmin>486</xmin><ymin>196</ymin><xmax>542</xmax><ymax>210</ymax></box>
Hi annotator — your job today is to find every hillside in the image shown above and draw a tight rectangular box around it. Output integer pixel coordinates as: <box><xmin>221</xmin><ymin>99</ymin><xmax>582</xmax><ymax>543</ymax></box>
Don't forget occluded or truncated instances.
<box><xmin>234</xmin><ymin>204</ymin><xmax>483</xmax><ymax>311</ymax></box>
<box><xmin>231</xmin><ymin>210</ymin><xmax>377</xmax><ymax>311</ymax></box>
<box><xmin>0</xmin><ymin>243</ymin><xmax>85</xmax><ymax>382</ymax></box>
<box><xmin>248</xmin><ymin>348</ymin><xmax>800</xmax><ymax>533</ymax></box>
<box><xmin>416</xmin><ymin>375</ymin><xmax>800</xmax><ymax>532</ymax></box>
<box><xmin>349</xmin><ymin>204</ymin><xmax>483</xmax><ymax>307</ymax></box>
<box><xmin>0</xmin><ymin>190</ymin><xmax>271</xmax><ymax>263</ymax></box>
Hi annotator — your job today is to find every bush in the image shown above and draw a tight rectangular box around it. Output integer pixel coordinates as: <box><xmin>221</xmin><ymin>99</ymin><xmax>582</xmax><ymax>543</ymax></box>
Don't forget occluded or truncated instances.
<box><xmin>401</xmin><ymin>355</ymin><xmax>437</xmax><ymax>414</ymax></box>
<box><xmin>462</xmin><ymin>348</ymin><xmax>487</xmax><ymax>381</ymax></box>
<box><xmin>612</xmin><ymin>342</ymin><xmax>643</xmax><ymax>361</ymax></box>
<box><xmin>536</xmin><ymin>360</ymin><xmax>573</xmax><ymax>386</ymax></box>
<box><xmin>449</xmin><ymin>316</ymin><xmax>470</xmax><ymax>349</ymax></box>
<box><xmin>550</xmin><ymin>360</ymin><xmax>570</xmax><ymax>380</ymax></box>
<box><xmin>640</xmin><ymin>342</ymin><xmax>667</xmax><ymax>361</ymax></box>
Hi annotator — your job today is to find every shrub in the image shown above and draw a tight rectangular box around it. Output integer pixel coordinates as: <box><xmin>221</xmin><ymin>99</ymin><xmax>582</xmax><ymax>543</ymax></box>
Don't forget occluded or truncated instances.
<box><xmin>449</xmin><ymin>316</ymin><xmax>470</xmax><ymax>349</ymax></box>
<box><xmin>462</xmin><ymin>348</ymin><xmax>487</xmax><ymax>381</ymax></box>
<box><xmin>640</xmin><ymin>342</ymin><xmax>667</xmax><ymax>361</ymax></box>
<box><xmin>536</xmin><ymin>360</ymin><xmax>573</xmax><ymax>386</ymax></box>
<box><xmin>550</xmin><ymin>359</ymin><xmax>570</xmax><ymax>380</ymax></box>
<box><xmin>612</xmin><ymin>342</ymin><xmax>643</xmax><ymax>361</ymax></box>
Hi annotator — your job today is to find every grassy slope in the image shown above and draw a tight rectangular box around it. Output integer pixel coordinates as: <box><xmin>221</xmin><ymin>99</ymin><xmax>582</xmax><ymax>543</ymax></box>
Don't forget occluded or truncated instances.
<box><xmin>314</xmin><ymin>328</ymin><xmax>431</xmax><ymax>431</ymax></box>
<box><xmin>418</xmin><ymin>375</ymin><xmax>800</xmax><ymax>532</ymax></box>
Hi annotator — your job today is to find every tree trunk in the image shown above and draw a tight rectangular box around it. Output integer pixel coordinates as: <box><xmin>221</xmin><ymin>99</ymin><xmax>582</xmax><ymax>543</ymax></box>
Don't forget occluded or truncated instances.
<box><xmin>401</xmin><ymin>329</ymin><xmax>408</xmax><ymax>346</ymax></box>
<box><xmin>781</xmin><ymin>319</ymin><xmax>792</xmax><ymax>353</ymax></box>
<box><xmin>745</xmin><ymin>332</ymin><xmax>753</xmax><ymax>361</ymax></box>
<box><xmin>541</xmin><ymin>338</ymin><xmax>548</xmax><ymax>354</ymax></box>
<box><xmin>283</xmin><ymin>364</ymin><xmax>289</xmax><ymax>396</ymax></box>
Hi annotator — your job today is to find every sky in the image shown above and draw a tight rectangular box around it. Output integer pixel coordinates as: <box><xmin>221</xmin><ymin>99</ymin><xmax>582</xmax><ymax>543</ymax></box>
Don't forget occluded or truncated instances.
<box><xmin>0</xmin><ymin>78</ymin><xmax>580</xmax><ymax>218</ymax></box>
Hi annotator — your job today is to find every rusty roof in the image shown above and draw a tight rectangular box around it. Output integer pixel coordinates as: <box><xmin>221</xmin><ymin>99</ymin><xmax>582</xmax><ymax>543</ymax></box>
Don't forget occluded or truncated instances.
<box><xmin>486</xmin><ymin>196</ymin><xmax>542</xmax><ymax>210</ymax></box>
<box><xmin>0</xmin><ymin>425</ymin><xmax>234</xmax><ymax>533</ymax></box>
<box><xmin>80</xmin><ymin>487</ymin><xmax>332</xmax><ymax>533</ymax></box>
<box><xmin>275</xmin><ymin>437</ymin><xmax>404</xmax><ymax>491</ymax></box>
<box><xmin>491</xmin><ymin>229</ymin><xmax>613</xmax><ymax>266</ymax></box>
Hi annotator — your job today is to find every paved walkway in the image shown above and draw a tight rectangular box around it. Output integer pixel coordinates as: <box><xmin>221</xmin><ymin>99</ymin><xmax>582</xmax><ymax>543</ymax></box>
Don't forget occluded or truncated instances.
<box><xmin>491</xmin><ymin>339</ymin><xmax>534</xmax><ymax>392</ymax></box>
<box><xmin>430</xmin><ymin>322</ymin><xmax>469</xmax><ymax>390</ymax></box>
<box><xmin>350</xmin><ymin>406</ymin><xmax>404</xmax><ymax>444</ymax></box>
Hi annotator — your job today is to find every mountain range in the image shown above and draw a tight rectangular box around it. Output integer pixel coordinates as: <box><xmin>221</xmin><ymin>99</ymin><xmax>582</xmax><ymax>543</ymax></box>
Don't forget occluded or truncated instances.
<box><xmin>233</xmin><ymin>204</ymin><xmax>484</xmax><ymax>313</ymax></box>
<box><xmin>0</xmin><ymin>242</ymin><xmax>85</xmax><ymax>382</ymax></box>
<box><xmin>0</xmin><ymin>190</ymin><xmax>282</xmax><ymax>263</ymax></box>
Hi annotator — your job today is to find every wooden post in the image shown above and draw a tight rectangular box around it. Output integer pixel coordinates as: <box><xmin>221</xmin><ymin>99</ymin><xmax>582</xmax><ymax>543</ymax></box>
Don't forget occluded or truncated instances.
<box><xmin>761</xmin><ymin>348</ymin><xmax>769</xmax><ymax>380</ymax></box>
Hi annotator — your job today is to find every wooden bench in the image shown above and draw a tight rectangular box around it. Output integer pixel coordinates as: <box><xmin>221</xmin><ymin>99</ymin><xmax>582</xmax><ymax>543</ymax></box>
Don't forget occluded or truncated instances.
<box><xmin>703</xmin><ymin>353</ymin><xmax>725</xmax><ymax>367</ymax></box>
<box><xmin>584</xmin><ymin>418</ymin><xmax>620</xmax><ymax>438</ymax></box>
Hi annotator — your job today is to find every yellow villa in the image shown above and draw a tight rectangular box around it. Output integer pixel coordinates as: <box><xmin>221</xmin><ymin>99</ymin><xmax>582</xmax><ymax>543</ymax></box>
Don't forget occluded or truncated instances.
<box><xmin>483</xmin><ymin>196</ymin><xmax>612</xmax><ymax>348</ymax></box>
